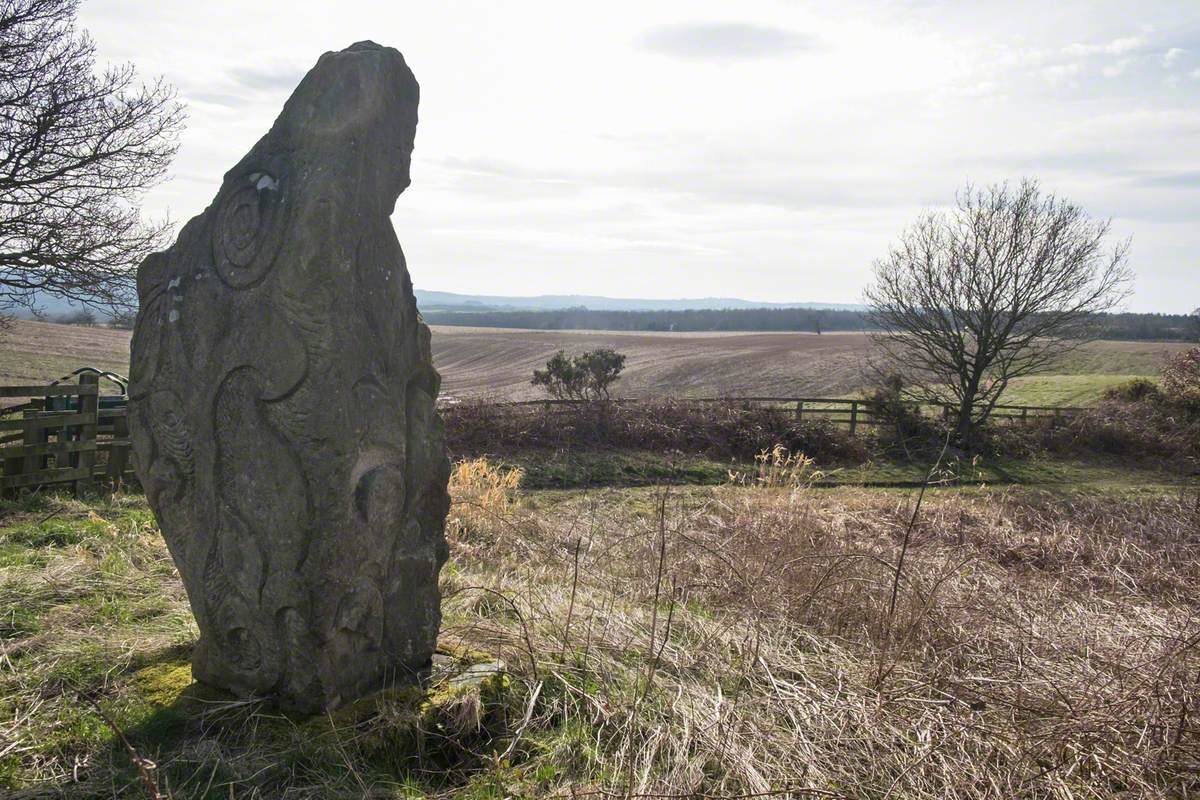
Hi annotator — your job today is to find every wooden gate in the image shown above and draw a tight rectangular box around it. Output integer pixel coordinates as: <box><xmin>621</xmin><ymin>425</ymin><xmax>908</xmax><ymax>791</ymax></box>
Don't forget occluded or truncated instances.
<box><xmin>0</xmin><ymin>373</ymin><xmax>134</xmax><ymax>495</ymax></box>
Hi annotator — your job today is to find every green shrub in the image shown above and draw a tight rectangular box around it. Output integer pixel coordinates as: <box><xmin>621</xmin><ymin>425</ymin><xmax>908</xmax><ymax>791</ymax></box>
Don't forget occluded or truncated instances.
<box><xmin>864</xmin><ymin>372</ymin><xmax>944</xmax><ymax>454</ymax></box>
<box><xmin>531</xmin><ymin>349</ymin><xmax>626</xmax><ymax>402</ymax></box>
<box><xmin>1101</xmin><ymin>377</ymin><xmax>1162</xmax><ymax>403</ymax></box>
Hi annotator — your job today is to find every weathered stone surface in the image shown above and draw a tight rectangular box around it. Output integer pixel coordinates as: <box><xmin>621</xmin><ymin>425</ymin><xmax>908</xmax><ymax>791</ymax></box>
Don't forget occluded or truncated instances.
<box><xmin>128</xmin><ymin>41</ymin><xmax>450</xmax><ymax>713</ymax></box>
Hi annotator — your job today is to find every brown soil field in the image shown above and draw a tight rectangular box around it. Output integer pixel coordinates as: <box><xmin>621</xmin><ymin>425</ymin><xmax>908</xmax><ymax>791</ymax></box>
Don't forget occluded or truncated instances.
<box><xmin>431</xmin><ymin>327</ymin><xmax>877</xmax><ymax>399</ymax></box>
<box><xmin>0</xmin><ymin>319</ymin><xmax>134</xmax><ymax>390</ymax></box>
<box><xmin>0</xmin><ymin>318</ymin><xmax>1189</xmax><ymax>402</ymax></box>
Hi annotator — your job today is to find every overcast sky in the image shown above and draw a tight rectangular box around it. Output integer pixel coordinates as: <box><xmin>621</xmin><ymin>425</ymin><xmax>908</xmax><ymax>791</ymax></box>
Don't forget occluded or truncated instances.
<box><xmin>80</xmin><ymin>0</ymin><xmax>1199</xmax><ymax>312</ymax></box>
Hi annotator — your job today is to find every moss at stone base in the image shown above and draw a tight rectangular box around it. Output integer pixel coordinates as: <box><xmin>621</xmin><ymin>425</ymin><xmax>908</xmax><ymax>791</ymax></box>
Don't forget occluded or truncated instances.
<box><xmin>130</xmin><ymin>661</ymin><xmax>196</xmax><ymax>707</ymax></box>
<box><xmin>117</xmin><ymin>647</ymin><xmax>520</xmax><ymax>794</ymax></box>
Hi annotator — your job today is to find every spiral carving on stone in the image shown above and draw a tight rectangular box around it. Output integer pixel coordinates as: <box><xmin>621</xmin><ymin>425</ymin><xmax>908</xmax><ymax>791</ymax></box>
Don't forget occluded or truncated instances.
<box><xmin>213</xmin><ymin>171</ymin><xmax>287</xmax><ymax>289</ymax></box>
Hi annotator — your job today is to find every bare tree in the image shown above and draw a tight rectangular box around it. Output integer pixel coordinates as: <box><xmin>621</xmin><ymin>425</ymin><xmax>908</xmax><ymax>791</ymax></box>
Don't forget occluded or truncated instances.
<box><xmin>0</xmin><ymin>0</ymin><xmax>184</xmax><ymax>316</ymax></box>
<box><xmin>865</xmin><ymin>179</ymin><xmax>1133</xmax><ymax>443</ymax></box>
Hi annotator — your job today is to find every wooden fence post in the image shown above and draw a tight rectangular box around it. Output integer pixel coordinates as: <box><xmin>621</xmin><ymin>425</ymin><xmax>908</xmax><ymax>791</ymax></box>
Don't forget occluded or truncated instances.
<box><xmin>795</xmin><ymin>400</ymin><xmax>804</xmax><ymax>422</ymax></box>
<box><xmin>21</xmin><ymin>409</ymin><xmax>40</xmax><ymax>475</ymax></box>
<box><xmin>75</xmin><ymin>373</ymin><xmax>99</xmax><ymax>496</ymax></box>
<box><xmin>107</xmin><ymin>411</ymin><xmax>131</xmax><ymax>487</ymax></box>
<box><xmin>849</xmin><ymin>400</ymin><xmax>859</xmax><ymax>435</ymax></box>
<box><xmin>1</xmin><ymin>432</ymin><xmax>19</xmax><ymax>478</ymax></box>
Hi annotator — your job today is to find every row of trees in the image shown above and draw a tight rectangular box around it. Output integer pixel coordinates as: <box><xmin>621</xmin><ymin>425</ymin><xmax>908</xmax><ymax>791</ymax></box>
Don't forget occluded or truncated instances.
<box><xmin>425</xmin><ymin>307</ymin><xmax>871</xmax><ymax>334</ymax></box>
<box><xmin>425</xmin><ymin>306</ymin><xmax>1197</xmax><ymax>342</ymax></box>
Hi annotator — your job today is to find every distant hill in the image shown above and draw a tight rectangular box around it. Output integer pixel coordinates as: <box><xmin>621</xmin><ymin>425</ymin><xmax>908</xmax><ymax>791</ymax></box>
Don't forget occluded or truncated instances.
<box><xmin>414</xmin><ymin>290</ymin><xmax>865</xmax><ymax>313</ymax></box>
<box><xmin>6</xmin><ymin>289</ymin><xmax>864</xmax><ymax>320</ymax></box>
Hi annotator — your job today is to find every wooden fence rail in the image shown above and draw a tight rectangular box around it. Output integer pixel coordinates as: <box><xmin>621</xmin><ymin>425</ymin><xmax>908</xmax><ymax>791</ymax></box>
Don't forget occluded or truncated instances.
<box><xmin>0</xmin><ymin>374</ymin><xmax>134</xmax><ymax>495</ymax></box>
<box><xmin>494</xmin><ymin>396</ymin><xmax>1083</xmax><ymax>431</ymax></box>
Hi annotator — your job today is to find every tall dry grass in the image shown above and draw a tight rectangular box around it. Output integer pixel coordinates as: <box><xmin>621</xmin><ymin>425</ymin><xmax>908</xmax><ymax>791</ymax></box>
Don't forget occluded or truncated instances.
<box><xmin>438</xmin><ymin>463</ymin><xmax>1200</xmax><ymax>797</ymax></box>
<box><xmin>726</xmin><ymin>444</ymin><xmax>825</xmax><ymax>489</ymax></box>
<box><xmin>3</xmin><ymin>466</ymin><xmax>1198</xmax><ymax>797</ymax></box>
<box><xmin>446</xmin><ymin>456</ymin><xmax>524</xmax><ymax>550</ymax></box>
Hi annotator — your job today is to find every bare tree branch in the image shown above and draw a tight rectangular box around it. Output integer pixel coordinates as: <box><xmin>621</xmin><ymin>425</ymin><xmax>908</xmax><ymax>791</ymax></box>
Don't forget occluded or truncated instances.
<box><xmin>0</xmin><ymin>0</ymin><xmax>184</xmax><ymax>315</ymax></box>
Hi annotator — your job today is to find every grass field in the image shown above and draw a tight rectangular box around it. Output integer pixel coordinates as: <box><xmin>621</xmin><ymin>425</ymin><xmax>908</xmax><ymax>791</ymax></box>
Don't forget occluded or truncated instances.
<box><xmin>0</xmin><ymin>320</ymin><xmax>132</xmax><ymax>390</ymax></box>
<box><xmin>0</xmin><ymin>319</ymin><xmax>1188</xmax><ymax>405</ymax></box>
<box><xmin>2</xmin><ymin>469</ymin><xmax>1197</xmax><ymax>798</ymax></box>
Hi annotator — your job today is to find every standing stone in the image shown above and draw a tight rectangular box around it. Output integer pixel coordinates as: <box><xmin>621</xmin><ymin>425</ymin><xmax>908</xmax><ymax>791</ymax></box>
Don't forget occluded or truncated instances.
<box><xmin>128</xmin><ymin>42</ymin><xmax>450</xmax><ymax>712</ymax></box>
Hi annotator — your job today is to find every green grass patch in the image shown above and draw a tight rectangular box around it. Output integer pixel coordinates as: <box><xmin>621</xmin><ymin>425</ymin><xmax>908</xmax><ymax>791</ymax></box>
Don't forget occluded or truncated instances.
<box><xmin>481</xmin><ymin>446</ymin><xmax>1179</xmax><ymax>493</ymax></box>
<box><xmin>488</xmin><ymin>448</ymin><xmax>733</xmax><ymax>489</ymax></box>
<box><xmin>825</xmin><ymin>454</ymin><xmax>1177</xmax><ymax>490</ymax></box>
<box><xmin>1002</xmin><ymin>374</ymin><xmax>1151</xmax><ymax>407</ymax></box>
<box><xmin>1048</xmin><ymin>340</ymin><xmax>1183</xmax><ymax>375</ymax></box>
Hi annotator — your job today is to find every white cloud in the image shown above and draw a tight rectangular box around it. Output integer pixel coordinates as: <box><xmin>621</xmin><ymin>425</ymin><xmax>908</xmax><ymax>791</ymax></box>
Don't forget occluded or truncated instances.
<box><xmin>1163</xmin><ymin>47</ymin><xmax>1186</xmax><ymax>68</ymax></box>
<box><xmin>1064</xmin><ymin>34</ymin><xmax>1147</xmax><ymax>57</ymax></box>
<box><xmin>1042</xmin><ymin>62</ymin><xmax>1081</xmax><ymax>84</ymax></box>
<box><xmin>963</xmin><ymin>80</ymin><xmax>1000</xmax><ymax>97</ymax></box>
<box><xmin>636</xmin><ymin>22</ymin><xmax>819</xmax><ymax>60</ymax></box>
<box><xmin>1102</xmin><ymin>58</ymin><xmax>1131</xmax><ymax>78</ymax></box>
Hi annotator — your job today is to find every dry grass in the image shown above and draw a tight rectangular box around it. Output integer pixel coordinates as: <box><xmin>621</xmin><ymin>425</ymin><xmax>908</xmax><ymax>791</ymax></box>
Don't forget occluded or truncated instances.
<box><xmin>447</xmin><ymin>457</ymin><xmax>524</xmax><ymax>546</ymax></box>
<box><xmin>436</xmin><ymin>475</ymin><xmax>1200</xmax><ymax>798</ymax></box>
<box><xmin>2</xmin><ymin>465</ymin><xmax>1198</xmax><ymax>797</ymax></box>
<box><xmin>727</xmin><ymin>444</ymin><xmax>825</xmax><ymax>489</ymax></box>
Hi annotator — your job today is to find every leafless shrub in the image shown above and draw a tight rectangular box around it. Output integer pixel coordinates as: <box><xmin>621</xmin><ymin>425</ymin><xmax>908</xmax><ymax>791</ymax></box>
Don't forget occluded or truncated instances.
<box><xmin>1161</xmin><ymin>346</ymin><xmax>1200</xmax><ymax>409</ymax></box>
<box><xmin>442</xmin><ymin>399</ymin><xmax>867</xmax><ymax>463</ymax></box>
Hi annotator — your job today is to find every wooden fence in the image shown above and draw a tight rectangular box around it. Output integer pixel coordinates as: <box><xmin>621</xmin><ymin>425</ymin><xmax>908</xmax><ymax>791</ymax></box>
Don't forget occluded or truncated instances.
<box><xmin>0</xmin><ymin>374</ymin><xmax>134</xmax><ymax>495</ymax></box>
<box><xmin>500</xmin><ymin>396</ymin><xmax>1083</xmax><ymax>434</ymax></box>
<box><xmin>0</xmin><ymin>383</ymin><xmax>1082</xmax><ymax>494</ymax></box>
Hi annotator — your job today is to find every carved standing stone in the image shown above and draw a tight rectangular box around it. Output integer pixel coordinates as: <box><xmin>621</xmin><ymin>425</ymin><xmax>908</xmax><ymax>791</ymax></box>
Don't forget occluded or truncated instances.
<box><xmin>129</xmin><ymin>42</ymin><xmax>450</xmax><ymax>712</ymax></box>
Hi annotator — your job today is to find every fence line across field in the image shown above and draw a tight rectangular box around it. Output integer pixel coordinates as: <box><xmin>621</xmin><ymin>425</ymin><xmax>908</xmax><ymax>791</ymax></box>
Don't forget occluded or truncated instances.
<box><xmin>492</xmin><ymin>396</ymin><xmax>1083</xmax><ymax>434</ymax></box>
<box><xmin>0</xmin><ymin>378</ymin><xmax>1083</xmax><ymax>495</ymax></box>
